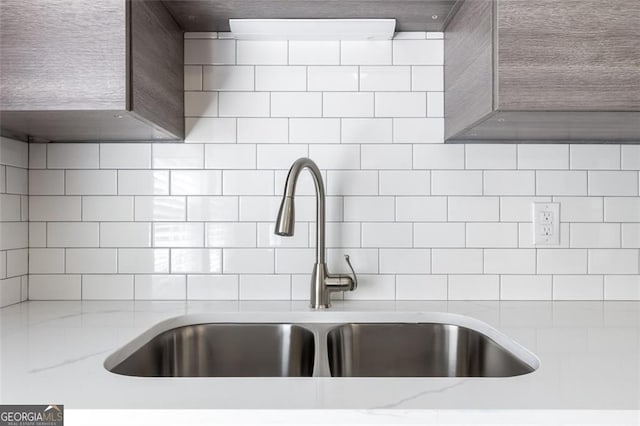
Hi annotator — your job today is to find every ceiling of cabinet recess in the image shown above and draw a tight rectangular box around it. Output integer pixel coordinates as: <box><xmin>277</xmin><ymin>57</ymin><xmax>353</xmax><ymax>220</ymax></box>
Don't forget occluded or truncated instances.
<box><xmin>161</xmin><ymin>0</ymin><xmax>462</xmax><ymax>32</ymax></box>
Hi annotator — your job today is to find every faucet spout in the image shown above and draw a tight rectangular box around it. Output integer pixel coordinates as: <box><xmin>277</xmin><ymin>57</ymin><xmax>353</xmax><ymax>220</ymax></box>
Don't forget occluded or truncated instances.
<box><xmin>274</xmin><ymin>157</ymin><xmax>356</xmax><ymax>309</ymax></box>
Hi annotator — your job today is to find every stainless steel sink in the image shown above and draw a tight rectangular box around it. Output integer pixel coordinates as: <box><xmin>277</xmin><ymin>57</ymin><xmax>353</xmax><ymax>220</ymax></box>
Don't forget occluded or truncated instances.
<box><xmin>327</xmin><ymin>323</ymin><xmax>535</xmax><ymax>377</ymax></box>
<box><xmin>106</xmin><ymin>323</ymin><xmax>315</xmax><ymax>377</ymax></box>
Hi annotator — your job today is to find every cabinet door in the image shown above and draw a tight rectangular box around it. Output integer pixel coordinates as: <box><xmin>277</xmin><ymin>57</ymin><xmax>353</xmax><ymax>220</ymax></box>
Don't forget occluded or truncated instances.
<box><xmin>496</xmin><ymin>0</ymin><xmax>640</xmax><ymax>111</ymax></box>
<box><xmin>0</xmin><ymin>0</ymin><xmax>127</xmax><ymax>110</ymax></box>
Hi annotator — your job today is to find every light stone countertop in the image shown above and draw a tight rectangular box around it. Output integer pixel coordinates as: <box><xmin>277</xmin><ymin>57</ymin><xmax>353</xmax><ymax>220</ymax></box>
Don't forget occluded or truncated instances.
<box><xmin>1</xmin><ymin>300</ymin><xmax>639</xmax><ymax>417</ymax></box>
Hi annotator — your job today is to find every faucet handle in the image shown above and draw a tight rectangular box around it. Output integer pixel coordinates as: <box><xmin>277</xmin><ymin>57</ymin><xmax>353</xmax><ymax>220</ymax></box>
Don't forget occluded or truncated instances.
<box><xmin>343</xmin><ymin>255</ymin><xmax>358</xmax><ymax>290</ymax></box>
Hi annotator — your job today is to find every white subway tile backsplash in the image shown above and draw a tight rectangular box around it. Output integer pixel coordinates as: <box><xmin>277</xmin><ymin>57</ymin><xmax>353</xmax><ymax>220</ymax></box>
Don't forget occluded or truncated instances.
<box><xmin>29</xmin><ymin>196</ymin><xmax>81</xmax><ymax>221</ymax></box>
<box><xmin>622</xmin><ymin>224</ymin><xmax>640</xmax><ymax>248</ymax></box>
<box><xmin>100</xmin><ymin>223</ymin><xmax>151</xmax><ymax>248</ymax></box>
<box><xmin>396</xmin><ymin>275</ymin><xmax>447</xmax><ymax>300</ymax></box>
<box><xmin>588</xmin><ymin>249</ymin><xmax>639</xmax><ymax>274</ymax></box>
<box><xmin>414</xmin><ymin>223</ymin><xmax>465</xmax><ymax>247</ymax></box>
<box><xmin>203</xmin><ymin>66</ymin><xmax>254</xmax><ymax>91</ymax></box>
<box><xmin>29</xmin><ymin>170</ymin><xmax>64</xmax><ymax>195</ymax></box>
<box><xmin>187</xmin><ymin>196</ymin><xmax>238</xmax><ymax>221</ymax></box>
<box><xmin>100</xmin><ymin>144</ymin><xmax>151</xmax><ymax>169</ymax></box>
<box><xmin>375</xmin><ymin>92</ymin><xmax>426</xmax><ymax>117</ymax></box>
<box><xmin>448</xmin><ymin>197</ymin><xmax>499</xmax><ymax>222</ymax></box>
<box><xmin>621</xmin><ymin>145</ymin><xmax>640</xmax><ymax>170</ymax></box>
<box><xmin>82</xmin><ymin>275</ymin><xmax>133</xmax><ymax>300</ymax></box>
<box><xmin>588</xmin><ymin>171</ymin><xmax>638</xmax><ymax>196</ymax></box>
<box><xmin>466</xmin><ymin>145</ymin><xmax>516</xmax><ymax>170</ymax></box>
<box><xmin>518</xmin><ymin>145</ymin><xmax>569</xmax><ymax>169</ymax></box>
<box><xmin>29</xmin><ymin>275</ymin><xmax>81</xmax><ymax>300</ymax></box>
<box><xmin>344</xmin><ymin>197</ymin><xmax>395</xmax><ymax>221</ymax></box>
<box><xmin>135</xmin><ymin>275</ymin><xmax>186</xmax><ymax>300</ymax></box>
<box><xmin>258</xmin><ymin>145</ymin><xmax>308</xmax><ymax>169</ymax></box>
<box><xmin>47</xmin><ymin>144</ymin><xmax>98</xmax><ymax>169</ymax></box>
<box><xmin>154</xmin><ymin>223</ymin><xmax>204</xmax><ymax>247</ymax></box>
<box><xmin>396</xmin><ymin>197</ymin><xmax>447</xmax><ymax>221</ymax></box>
<box><xmin>184</xmin><ymin>39</ymin><xmax>235</xmax><ymax>64</ymax></box>
<box><xmin>237</xmin><ymin>118</ymin><xmax>288</xmax><ymax>143</ymax></box>
<box><xmin>484</xmin><ymin>171</ymin><xmax>535</xmax><ymax>195</ymax></box>
<box><xmin>341</xmin><ymin>41</ymin><xmax>391</xmax><ymax>65</ymax></box>
<box><xmin>536</xmin><ymin>171</ymin><xmax>587</xmax><ymax>196</ymax></box>
<box><xmin>537</xmin><ymin>249</ymin><xmax>587</xmax><ymax>274</ymax></box>
<box><xmin>207</xmin><ymin>223</ymin><xmax>256</xmax><ymax>247</ymax></box>
<box><xmin>271</xmin><ymin>92</ymin><xmax>322</xmax><ymax>117</ymax></box>
<box><xmin>556</xmin><ymin>197</ymin><xmax>603</xmax><ymax>222</ymax></box>
<box><xmin>290</xmin><ymin>119</ymin><xmax>341</xmax><ymax>144</ymax></box>
<box><xmin>394</xmin><ymin>118</ymin><xmax>444</xmax><ymax>143</ymax></box>
<box><xmin>240</xmin><ymin>275</ymin><xmax>290</xmax><ymax>300</ymax></box>
<box><xmin>171</xmin><ymin>170</ymin><xmax>222</xmax><ymax>195</ymax></box>
<box><xmin>256</xmin><ymin>66</ymin><xmax>306</xmax><ymax>91</ymax></box>
<box><xmin>48</xmin><ymin>222</ymin><xmax>99</xmax><ymax>247</ymax></box>
<box><xmin>380</xmin><ymin>171</ymin><xmax>430</xmax><ymax>196</ymax></box>
<box><xmin>361</xmin><ymin>144</ymin><xmax>412</xmax><ymax>169</ymax></box>
<box><xmin>205</xmin><ymin>145</ymin><xmax>256</xmax><ymax>169</ymax></box>
<box><xmin>448</xmin><ymin>275</ymin><xmax>499</xmax><ymax>300</ymax></box>
<box><xmin>223</xmin><ymin>170</ymin><xmax>273</xmax><ymax>195</ymax></box>
<box><xmin>219</xmin><ymin>92</ymin><xmax>269</xmax><ymax>117</ymax></box>
<box><xmin>570</xmin><ymin>145</ymin><xmax>620</xmax><ymax>170</ymax></box>
<box><xmin>66</xmin><ymin>249</ymin><xmax>117</xmax><ymax>273</ymax></box>
<box><xmin>134</xmin><ymin>196</ymin><xmax>186</xmax><ymax>222</ymax></box>
<box><xmin>362</xmin><ymin>223</ymin><xmax>413</xmax><ymax>247</ymax></box>
<box><xmin>432</xmin><ymin>249</ymin><xmax>483</xmax><ymax>274</ymax></box>
<box><xmin>308</xmin><ymin>66</ymin><xmax>358</xmax><ymax>91</ymax></box>
<box><xmin>604</xmin><ymin>197</ymin><xmax>640</xmax><ymax>222</ymax></box>
<box><xmin>237</xmin><ymin>41</ymin><xmax>287</xmax><ymax>64</ymax></box>
<box><xmin>289</xmin><ymin>41</ymin><xmax>339</xmax><ymax>65</ymax></box>
<box><xmin>187</xmin><ymin>275</ymin><xmax>238</xmax><ymax>300</ymax></box>
<box><xmin>323</xmin><ymin>93</ymin><xmax>374</xmax><ymax>117</ymax></box>
<box><xmin>171</xmin><ymin>249</ymin><xmax>222</xmax><ymax>273</ymax></box>
<box><xmin>360</xmin><ymin>66</ymin><xmax>410</xmax><ymax>91</ymax></box>
<box><xmin>223</xmin><ymin>249</ymin><xmax>274</xmax><ymax>273</ymax></box>
<box><xmin>605</xmin><ymin>276</ymin><xmax>640</xmax><ymax>300</ymax></box>
<box><xmin>118</xmin><ymin>249</ymin><xmax>170</xmax><ymax>273</ymax></box>
<box><xmin>500</xmin><ymin>275</ymin><xmax>552</xmax><ymax>300</ymax></box>
<box><xmin>393</xmin><ymin>40</ymin><xmax>443</xmax><ymax>65</ymax></box>
<box><xmin>66</xmin><ymin>170</ymin><xmax>117</xmax><ymax>195</ymax></box>
<box><xmin>431</xmin><ymin>171</ymin><xmax>482</xmax><ymax>195</ymax></box>
<box><xmin>570</xmin><ymin>223</ymin><xmax>620</xmax><ymax>248</ymax></box>
<box><xmin>14</xmin><ymin>39</ymin><xmax>639</xmax><ymax>304</ymax></box>
<box><xmin>553</xmin><ymin>275</ymin><xmax>603</xmax><ymax>300</ymax></box>
<box><xmin>341</xmin><ymin>118</ymin><xmax>392</xmax><ymax>143</ymax></box>
<box><xmin>185</xmin><ymin>117</ymin><xmax>237</xmax><ymax>143</ymax></box>
<box><xmin>118</xmin><ymin>170</ymin><xmax>169</xmax><ymax>195</ymax></box>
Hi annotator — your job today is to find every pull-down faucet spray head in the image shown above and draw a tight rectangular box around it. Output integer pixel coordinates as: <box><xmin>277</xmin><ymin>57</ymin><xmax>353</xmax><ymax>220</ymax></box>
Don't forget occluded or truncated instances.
<box><xmin>274</xmin><ymin>196</ymin><xmax>295</xmax><ymax>236</ymax></box>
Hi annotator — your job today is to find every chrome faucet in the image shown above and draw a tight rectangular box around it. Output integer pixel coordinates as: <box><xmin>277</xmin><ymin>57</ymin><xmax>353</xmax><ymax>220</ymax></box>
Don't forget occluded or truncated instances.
<box><xmin>275</xmin><ymin>157</ymin><xmax>357</xmax><ymax>309</ymax></box>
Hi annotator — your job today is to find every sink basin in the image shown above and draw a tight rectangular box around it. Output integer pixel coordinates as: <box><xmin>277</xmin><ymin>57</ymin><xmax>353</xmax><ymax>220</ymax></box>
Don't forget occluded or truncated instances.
<box><xmin>106</xmin><ymin>323</ymin><xmax>315</xmax><ymax>377</ymax></box>
<box><xmin>327</xmin><ymin>323</ymin><xmax>535</xmax><ymax>377</ymax></box>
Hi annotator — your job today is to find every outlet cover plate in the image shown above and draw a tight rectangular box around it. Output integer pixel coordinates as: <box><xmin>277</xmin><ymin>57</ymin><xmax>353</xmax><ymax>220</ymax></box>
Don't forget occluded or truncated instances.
<box><xmin>533</xmin><ymin>202</ymin><xmax>560</xmax><ymax>245</ymax></box>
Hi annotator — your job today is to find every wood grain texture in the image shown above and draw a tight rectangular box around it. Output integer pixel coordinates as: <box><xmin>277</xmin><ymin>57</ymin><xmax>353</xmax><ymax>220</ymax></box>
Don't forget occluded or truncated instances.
<box><xmin>162</xmin><ymin>0</ymin><xmax>458</xmax><ymax>32</ymax></box>
<box><xmin>0</xmin><ymin>111</ymin><xmax>179</xmax><ymax>142</ymax></box>
<box><xmin>449</xmin><ymin>111</ymin><xmax>640</xmax><ymax>142</ymax></box>
<box><xmin>496</xmin><ymin>0</ymin><xmax>640</xmax><ymax>111</ymax></box>
<box><xmin>131</xmin><ymin>0</ymin><xmax>184</xmax><ymax>139</ymax></box>
<box><xmin>444</xmin><ymin>0</ymin><xmax>493</xmax><ymax>139</ymax></box>
<box><xmin>0</xmin><ymin>0</ymin><xmax>127</xmax><ymax>111</ymax></box>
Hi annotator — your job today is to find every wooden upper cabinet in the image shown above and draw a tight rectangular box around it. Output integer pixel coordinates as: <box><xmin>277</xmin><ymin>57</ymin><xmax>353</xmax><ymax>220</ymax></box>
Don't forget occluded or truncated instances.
<box><xmin>445</xmin><ymin>0</ymin><xmax>640</xmax><ymax>142</ymax></box>
<box><xmin>0</xmin><ymin>0</ymin><xmax>184</xmax><ymax>142</ymax></box>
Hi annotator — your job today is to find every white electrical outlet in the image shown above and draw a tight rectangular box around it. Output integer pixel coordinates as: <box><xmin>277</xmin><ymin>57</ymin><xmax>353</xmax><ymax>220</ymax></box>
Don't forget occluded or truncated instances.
<box><xmin>533</xmin><ymin>202</ymin><xmax>560</xmax><ymax>245</ymax></box>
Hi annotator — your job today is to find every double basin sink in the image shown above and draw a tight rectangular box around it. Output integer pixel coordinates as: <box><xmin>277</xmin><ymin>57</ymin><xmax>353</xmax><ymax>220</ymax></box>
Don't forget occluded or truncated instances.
<box><xmin>105</xmin><ymin>321</ymin><xmax>538</xmax><ymax>378</ymax></box>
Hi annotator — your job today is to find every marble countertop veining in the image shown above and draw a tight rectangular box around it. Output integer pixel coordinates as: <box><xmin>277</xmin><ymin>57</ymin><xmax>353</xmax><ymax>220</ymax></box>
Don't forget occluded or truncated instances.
<box><xmin>0</xmin><ymin>300</ymin><xmax>639</xmax><ymax>411</ymax></box>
